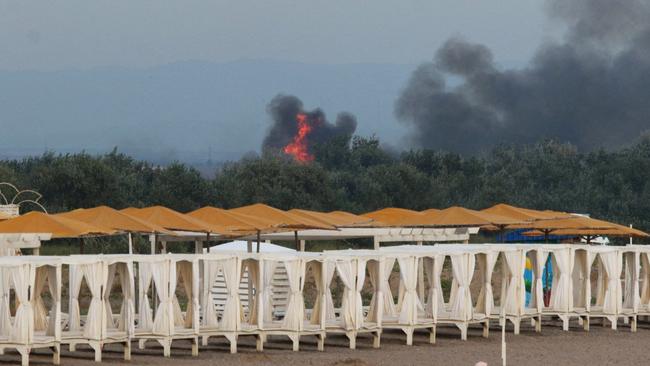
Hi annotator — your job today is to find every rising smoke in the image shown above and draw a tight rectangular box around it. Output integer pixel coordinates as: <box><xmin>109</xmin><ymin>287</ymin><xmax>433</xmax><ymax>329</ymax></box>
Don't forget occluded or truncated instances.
<box><xmin>395</xmin><ymin>0</ymin><xmax>650</xmax><ymax>154</ymax></box>
<box><xmin>262</xmin><ymin>94</ymin><xmax>357</xmax><ymax>155</ymax></box>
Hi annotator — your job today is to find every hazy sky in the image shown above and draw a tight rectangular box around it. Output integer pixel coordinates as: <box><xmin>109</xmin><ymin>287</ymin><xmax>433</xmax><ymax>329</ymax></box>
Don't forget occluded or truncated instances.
<box><xmin>1</xmin><ymin>0</ymin><xmax>553</xmax><ymax>71</ymax></box>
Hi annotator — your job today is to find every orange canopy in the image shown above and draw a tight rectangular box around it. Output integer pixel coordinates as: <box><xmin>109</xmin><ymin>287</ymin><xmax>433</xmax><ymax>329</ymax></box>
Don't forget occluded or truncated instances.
<box><xmin>121</xmin><ymin>206</ymin><xmax>228</xmax><ymax>234</ymax></box>
<box><xmin>524</xmin><ymin>215</ymin><xmax>648</xmax><ymax>237</ymax></box>
<box><xmin>187</xmin><ymin>206</ymin><xmax>282</xmax><ymax>233</ymax></box>
<box><xmin>229</xmin><ymin>204</ymin><xmax>335</xmax><ymax>230</ymax></box>
<box><xmin>482</xmin><ymin>203</ymin><xmax>573</xmax><ymax>221</ymax></box>
<box><xmin>58</xmin><ymin>206</ymin><xmax>175</xmax><ymax>235</ymax></box>
<box><xmin>0</xmin><ymin>211</ymin><xmax>115</xmax><ymax>238</ymax></box>
<box><xmin>327</xmin><ymin>211</ymin><xmax>376</xmax><ymax>226</ymax></box>
<box><xmin>427</xmin><ymin>206</ymin><xmax>523</xmax><ymax>227</ymax></box>
<box><xmin>524</xmin><ymin>227</ymin><xmax>648</xmax><ymax>238</ymax></box>
<box><xmin>289</xmin><ymin>209</ymin><xmax>374</xmax><ymax>227</ymax></box>
<box><xmin>362</xmin><ymin>208</ymin><xmax>424</xmax><ymax>227</ymax></box>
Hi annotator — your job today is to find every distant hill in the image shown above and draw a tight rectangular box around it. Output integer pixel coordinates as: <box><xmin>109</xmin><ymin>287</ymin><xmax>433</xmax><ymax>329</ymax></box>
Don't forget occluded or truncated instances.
<box><xmin>0</xmin><ymin>60</ymin><xmax>414</xmax><ymax>164</ymax></box>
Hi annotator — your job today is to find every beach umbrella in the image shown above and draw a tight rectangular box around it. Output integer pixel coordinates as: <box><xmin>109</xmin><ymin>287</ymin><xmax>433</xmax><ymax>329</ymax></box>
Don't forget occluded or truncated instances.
<box><xmin>0</xmin><ymin>211</ymin><xmax>115</xmax><ymax>238</ymax></box>
<box><xmin>58</xmin><ymin>206</ymin><xmax>174</xmax><ymax>235</ymax></box>
<box><xmin>187</xmin><ymin>206</ymin><xmax>281</xmax><ymax>233</ymax></box>
<box><xmin>230</xmin><ymin>204</ymin><xmax>336</xmax><ymax>251</ymax></box>
<box><xmin>230</xmin><ymin>204</ymin><xmax>335</xmax><ymax>230</ymax></box>
<box><xmin>482</xmin><ymin>203</ymin><xmax>573</xmax><ymax>222</ymax></box>
<box><xmin>326</xmin><ymin>211</ymin><xmax>376</xmax><ymax>227</ymax></box>
<box><xmin>428</xmin><ymin>206</ymin><xmax>523</xmax><ymax>227</ymax></box>
<box><xmin>362</xmin><ymin>208</ymin><xmax>424</xmax><ymax>227</ymax></box>
<box><xmin>121</xmin><ymin>206</ymin><xmax>230</xmax><ymax>234</ymax></box>
<box><xmin>289</xmin><ymin>209</ymin><xmax>375</xmax><ymax>227</ymax></box>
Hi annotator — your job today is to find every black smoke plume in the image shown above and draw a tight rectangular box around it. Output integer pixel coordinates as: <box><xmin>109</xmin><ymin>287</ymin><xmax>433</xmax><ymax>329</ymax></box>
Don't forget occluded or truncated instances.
<box><xmin>395</xmin><ymin>0</ymin><xmax>650</xmax><ymax>154</ymax></box>
<box><xmin>262</xmin><ymin>94</ymin><xmax>357</xmax><ymax>153</ymax></box>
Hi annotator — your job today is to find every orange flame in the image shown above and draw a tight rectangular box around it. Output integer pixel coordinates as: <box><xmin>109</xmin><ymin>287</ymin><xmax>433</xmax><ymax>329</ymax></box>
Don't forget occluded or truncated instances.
<box><xmin>283</xmin><ymin>113</ymin><xmax>315</xmax><ymax>163</ymax></box>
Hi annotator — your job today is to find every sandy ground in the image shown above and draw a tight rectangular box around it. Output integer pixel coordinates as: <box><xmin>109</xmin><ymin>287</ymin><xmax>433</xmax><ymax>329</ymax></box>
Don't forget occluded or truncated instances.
<box><xmin>7</xmin><ymin>319</ymin><xmax>650</xmax><ymax>366</ymax></box>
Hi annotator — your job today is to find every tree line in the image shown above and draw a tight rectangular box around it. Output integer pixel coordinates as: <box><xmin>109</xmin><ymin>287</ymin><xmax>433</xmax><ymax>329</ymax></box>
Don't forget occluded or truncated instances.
<box><xmin>2</xmin><ymin>136</ymin><xmax>650</xmax><ymax>231</ymax></box>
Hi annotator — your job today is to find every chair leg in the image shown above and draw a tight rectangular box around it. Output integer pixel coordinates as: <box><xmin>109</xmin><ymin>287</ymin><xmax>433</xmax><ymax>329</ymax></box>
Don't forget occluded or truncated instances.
<box><xmin>374</xmin><ymin>330</ymin><xmax>382</xmax><ymax>348</ymax></box>
<box><xmin>535</xmin><ymin>315</ymin><xmax>542</xmax><ymax>332</ymax></box>
<box><xmin>429</xmin><ymin>326</ymin><xmax>436</xmax><ymax>344</ymax></box>
<box><xmin>483</xmin><ymin>320</ymin><xmax>490</xmax><ymax>338</ymax></box>
<box><xmin>347</xmin><ymin>331</ymin><xmax>357</xmax><ymax>349</ymax></box>
<box><xmin>18</xmin><ymin>347</ymin><xmax>29</xmax><ymax>366</ymax></box>
<box><xmin>138</xmin><ymin>339</ymin><xmax>147</xmax><ymax>350</ymax></box>
<box><xmin>317</xmin><ymin>333</ymin><xmax>325</xmax><ymax>351</ymax></box>
<box><xmin>202</xmin><ymin>335</ymin><xmax>209</xmax><ymax>346</ymax></box>
<box><xmin>91</xmin><ymin>342</ymin><xmax>102</xmax><ymax>362</ymax></box>
<box><xmin>289</xmin><ymin>334</ymin><xmax>300</xmax><ymax>352</ymax></box>
<box><xmin>405</xmin><ymin>328</ymin><xmax>414</xmax><ymax>346</ymax></box>
<box><xmin>53</xmin><ymin>344</ymin><xmax>61</xmax><ymax>366</ymax></box>
<box><xmin>256</xmin><ymin>334</ymin><xmax>264</xmax><ymax>351</ymax></box>
<box><xmin>459</xmin><ymin>324</ymin><xmax>468</xmax><ymax>341</ymax></box>
<box><xmin>583</xmin><ymin>316</ymin><xmax>590</xmax><ymax>331</ymax></box>
<box><xmin>225</xmin><ymin>334</ymin><xmax>238</xmax><ymax>354</ymax></box>
<box><xmin>513</xmin><ymin>319</ymin><xmax>521</xmax><ymax>335</ymax></box>
<box><xmin>192</xmin><ymin>337</ymin><xmax>199</xmax><ymax>357</ymax></box>
<box><xmin>124</xmin><ymin>340</ymin><xmax>131</xmax><ymax>361</ymax></box>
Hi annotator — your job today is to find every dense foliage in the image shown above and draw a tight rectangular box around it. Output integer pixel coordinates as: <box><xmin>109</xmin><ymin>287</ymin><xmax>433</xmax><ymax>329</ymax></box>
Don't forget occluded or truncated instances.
<box><xmin>3</xmin><ymin>136</ymin><xmax>650</xmax><ymax>231</ymax></box>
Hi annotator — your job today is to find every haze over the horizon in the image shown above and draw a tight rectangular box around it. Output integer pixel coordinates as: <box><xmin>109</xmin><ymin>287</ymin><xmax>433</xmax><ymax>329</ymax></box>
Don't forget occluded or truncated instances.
<box><xmin>0</xmin><ymin>1</ymin><xmax>554</xmax><ymax>162</ymax></box>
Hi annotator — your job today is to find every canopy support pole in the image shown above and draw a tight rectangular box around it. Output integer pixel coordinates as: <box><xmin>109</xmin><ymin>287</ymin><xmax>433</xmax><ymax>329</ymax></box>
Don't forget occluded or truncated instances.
<box><xmin>417</xmin><ymin>241</ymin><xmax>425</xmax><ymax>302</ymax></box>
<box><xmin>128</xmin><ymin>233</ymin><xmax>133</xmax><ymax>254</ymax></box>
<box><xmin>149</xmin><ymin>234</ymin><xmax>156</xmax><ymax>255</ymax></box>
<box><xmin>80</xmin><ymin>237</ymin><xmax>85</xmax><ymax>254</ymax></box>
<box><xmin>257</xmin><ymin>231</ymin><xmax>261</xmax><ymax>253</ymax></box>
<box><xmin>247</xmin><ymin>240</ymin><xmax>252</xmax><ymax>253</ymax></box>
<box><xmin>299</xmin><ymin>239</ymin><xmax>306</xmax><ymax>252</ymax></box>
<box><xmin>294</xmin><ymin>231</ymin><xmax>299</xmax><ymax>251</ymax></box>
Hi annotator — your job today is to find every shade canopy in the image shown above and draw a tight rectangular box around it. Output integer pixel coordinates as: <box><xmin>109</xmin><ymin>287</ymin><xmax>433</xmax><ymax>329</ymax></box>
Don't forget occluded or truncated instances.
<box><xmin>427</xmin><ymin>206</ymin><xmax>523</xmax><ymax>227</ymax></box>
<box><xmin>0</xmin><ymin>212</ymin><xmax>11</xmax><ymax>220</ymax></box>
<box><xmin>121</xmin><ymin>206</ymin><xmax>227</xmax><ymax>234</ymax></box>
<box><xmin>0</xmin><ymin>211</ymin><xmax>115</xmax><ymax>238</ymax></box>
<box><xmin>58</xmin><ymin>206</ymin><xmax>175</xmax><ymax>235</ymax></box>
<box><xmin>482</xmin><ymin>203</ymin><xmax>573</xmax><ymax>222</ymax></box>
<box><xmin>229</xmin><ymin>203</ymin><xmax>335</xmax><ymax>230</ymax></box>
<box><xmin>187</xmin><ymin>206</ymin><xmax>281</xmax><ymax>233</ymax></box>
<box><xmin>361</xmin><ymin>208</ymin><xmax>424</xmax><ymax>227</ymax></box>
<box><xmin>288</xmin><ymin>209</ymin><xmax>375</xmax><ymax>228</ymax></box>
<box><xmin>523</xmin><ymin>215</ymin><xmax>648</xmax><ymax>237</ymax></box>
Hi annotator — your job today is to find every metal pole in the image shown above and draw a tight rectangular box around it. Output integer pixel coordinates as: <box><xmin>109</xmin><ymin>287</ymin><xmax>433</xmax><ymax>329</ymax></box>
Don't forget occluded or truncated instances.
<box><xmin>128</xmin><ymin>233</ymin><xmax>133</xmax><ymax>254</ymax></box>
<box><xmin>294</xmin><ymin>231</ymin><xmax>300</xmax><ymax>251</ymax></box>
<box><xmin>257</xmin><ymin>230</ymin><xmax>261</xmax><ymax>253</ymax></box>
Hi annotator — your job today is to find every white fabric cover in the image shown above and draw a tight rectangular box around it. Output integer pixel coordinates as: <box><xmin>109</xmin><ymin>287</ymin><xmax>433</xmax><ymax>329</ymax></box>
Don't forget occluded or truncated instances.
<box><xmin>600</xmin><ymin>251</ymin><xmax>620</xmax><ymax>315</ymax></box>
<box><xmin>528</xmin><ymin>250</ymin><xmax>548</xmax><ymax>312</ymax></box>
<box><xmin>396</xmin><ymin>257</ymin><xmax>418</xmax><ymax>325</ymax></box>
<box><xmin>424</xmin><ymin>255</ymin><xmax>443</xmax><ymax>319</ymax></box>
<box><xmin>138</xmin><ymin>262</ymin><xmax>154</xmax><ymax>331</ymax></box>
<box><xmin>502</xmin><ymin>251</ymin><xmax>525</xmax><ymax>316</ymax></box>
<box><xmin>450</xmin><ymin>253</ymin><xmax>475</xmax><ymax>321</ymax></box>
<box><xmin>81</xmin><ymin>262</ymin><xmax>104</xmax><ymax>340</ymax></box>
<box><xmin>475</xmin><ymin>252</ymin><xmax>498</xmax><ymax>316</ymax></box>
<box><xmin>623</xmin><ymin>252</ymin><xmax>639</xmax><ymax>312</ymax></box>
<box><xmin>11</xmin><ymin>263</ymin><xmax>34</xmax><ymax>344</ymax></box>
<box><xmin>550</xmin><ymin>249</ymin><xmax>571</xmax><ymax>312</ymax></box>
<box><xmin>310</xmin><ymin>260</ymin><xmax>335</xmax><ymax>324</ymax></box>
<box><xmin>201</xmin><ymin>261</ymin><xmax>221</xmax><ymax>328</ymax></box>
<box><xmin>220</xmin><ymin>258</ymin><xmax>241</xmax><ymax>331</ymax></box>
<box><xmin>282</xmin><ymin>259</ymin><xmax>306</xmax><ymax>330</ymax></box>
<box><xmin>152</xmin><ymin>260</ymin><xmax>173</xmax><ymax>336</ymax></box>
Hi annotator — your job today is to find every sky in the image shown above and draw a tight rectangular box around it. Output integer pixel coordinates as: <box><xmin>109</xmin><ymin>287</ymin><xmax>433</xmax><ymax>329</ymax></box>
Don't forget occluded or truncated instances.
<box><xmin>0</xmin><ymin>0</ymin><xmax>559</xmax><ymax>162</ymax></box>
<box><xmin>0</xmin><ymin>0</ymin><xmax>551</xmax><ymax>70</ymax></box>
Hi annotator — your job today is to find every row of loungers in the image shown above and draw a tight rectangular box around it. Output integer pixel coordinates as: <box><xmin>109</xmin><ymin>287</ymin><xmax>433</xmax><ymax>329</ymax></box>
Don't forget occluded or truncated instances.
<box><xmin>0</xmin><ymin>243</ymin><xmax>649</xmax><ymax>365</ymax></box>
